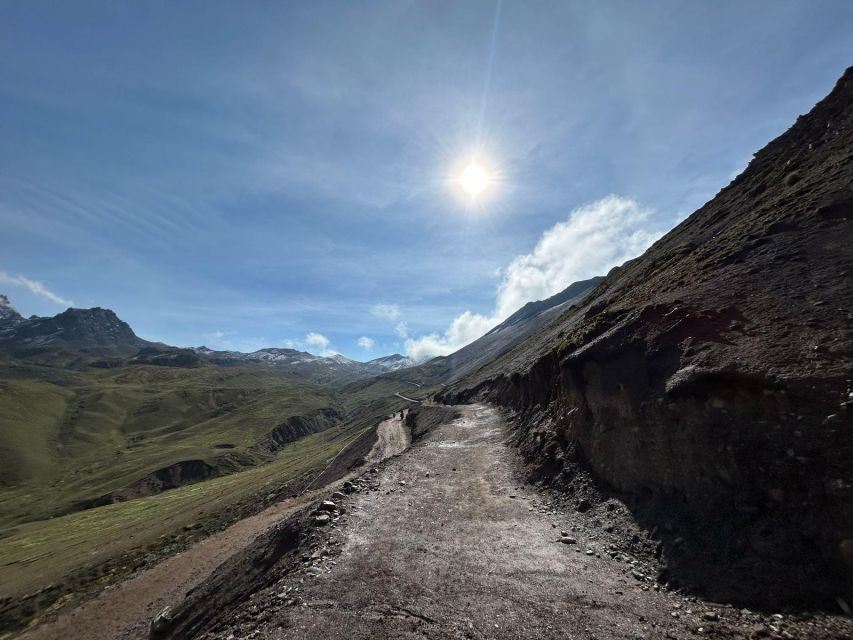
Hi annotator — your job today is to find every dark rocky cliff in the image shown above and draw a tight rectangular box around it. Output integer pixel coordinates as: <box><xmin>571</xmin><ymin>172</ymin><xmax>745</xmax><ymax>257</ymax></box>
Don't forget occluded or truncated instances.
<box><xmin>250</xmin><ymin>408</ymin><xmax>343</xmax><ymax>457</ymax></box>
<box><xmin>449</xmin><ymin>68</ymin><xmax>853</xmax><ymax>607</ymax></box>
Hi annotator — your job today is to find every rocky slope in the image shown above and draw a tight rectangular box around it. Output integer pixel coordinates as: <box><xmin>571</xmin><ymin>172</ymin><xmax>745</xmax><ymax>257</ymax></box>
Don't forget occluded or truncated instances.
<box><xmin>448</xmin><ymin>67</ymin><xmax>853</xmax><ymax>607</ymax></box>
<box><xmin>0</xmin><ymin>302</ymin><xmax>149</xmax><ymax>358</ymax></box>
<box><xmin>431</xmin><ymin>276</ymin><xmax>603</xmax><ymax>384</ymax></box>
<box><xmin>0</xmin><ymin>294</ymin><xmax>23</xmax><ymax>325</ymax></box>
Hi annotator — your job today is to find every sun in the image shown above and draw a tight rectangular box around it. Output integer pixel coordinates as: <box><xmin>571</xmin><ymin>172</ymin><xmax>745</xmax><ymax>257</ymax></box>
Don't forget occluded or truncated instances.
<box><xmin>459</xmin><ymin>162</ymin><xmax>489</xmax><ymax>196</ymax></box>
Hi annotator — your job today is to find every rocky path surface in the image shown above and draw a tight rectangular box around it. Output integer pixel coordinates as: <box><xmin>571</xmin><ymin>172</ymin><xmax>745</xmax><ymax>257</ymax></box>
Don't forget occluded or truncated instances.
<box><xmin>365</xmin><ymin>413</ymin><xmax>411</xmax><ymax>466</ymax></box>
<box><xmin>198</xmin><ymin>404</ymin><xmax>853</xmax><ymax>640</ymax></box>
<box><xmin>25</xmin><ymin>406</ymin><xmax>853</xmax><ymax>639</ymax></box>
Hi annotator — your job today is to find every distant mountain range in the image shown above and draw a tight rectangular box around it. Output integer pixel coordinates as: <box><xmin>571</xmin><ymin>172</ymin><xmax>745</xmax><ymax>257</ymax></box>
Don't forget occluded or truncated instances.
<box><xmin>0</xmin><ymin>274</ymin><xmax>606</xmax><ymax>386</ymax></box>
<box><xmin>0</xmin><ymin>294</ymin><xmax>414</xmax><ymax>383</ymax></box>
<box><xmin>190</xmin><ymin>345</ymin><xmax>414</xmax><ymax>383</ymax></box>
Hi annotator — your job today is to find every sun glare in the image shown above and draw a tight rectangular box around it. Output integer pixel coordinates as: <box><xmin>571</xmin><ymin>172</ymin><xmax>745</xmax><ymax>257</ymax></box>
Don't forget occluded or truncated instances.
<box><xmin>459</xmin><ymin>162</ymin><xmax>489</xmax><ymax>196</ymax></box>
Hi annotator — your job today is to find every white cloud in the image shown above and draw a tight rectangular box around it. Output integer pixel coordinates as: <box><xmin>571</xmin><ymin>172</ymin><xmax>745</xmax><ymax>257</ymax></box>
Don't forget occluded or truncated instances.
<box><xmin>405</xmin><ymin>310</ymin><xmax>496</xmax><ymax>362</ymax></box>
<box><xmin>370</xmin><ymin>304</ymin><xmax>402</xmax><ymax>321</ymax></box>
<box><xmin>357</xmin><ymin>336</ymin><xmax>375</xmax><ymax>349</ymax></box>
<box><xmin>0</xmin><ymin>271</ymin><xmax>73</xmax><ymax>307</ymax></box>
<box><xmin>305</xmin><ymin>331</ymin><xmax>330</xmax><ymax>349</ymax></box>
<box><xmin>370</xmin><ymin>304</ymin><xmax>409</xmax><ymax>338</ymax></box>
<box><xmin>304</xmin><ymin>331</ymin><xmax>337</xmax><ymax>357</ymax></box>
<box><xmin>204</xmin><ymin>330</ymin><xmax>270</xmax><ymax>353</ymax></box>
<box><xmin>404</xmin><ymin>195</ymin><xmax>663</xmax><ymax>361</ymax></box>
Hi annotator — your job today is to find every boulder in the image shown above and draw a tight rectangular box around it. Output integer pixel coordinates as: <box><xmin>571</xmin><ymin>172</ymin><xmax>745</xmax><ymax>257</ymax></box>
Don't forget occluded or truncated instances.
<box><xmin>150</xmin><ymin>606</ymin><xmax>173</xmax><ymax>636</ymax></box>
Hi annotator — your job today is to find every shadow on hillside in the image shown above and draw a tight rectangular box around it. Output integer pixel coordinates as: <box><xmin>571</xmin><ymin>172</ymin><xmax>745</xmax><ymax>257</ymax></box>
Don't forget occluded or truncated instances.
<box><xmin>529</xmin><ymin>446</ymin><xmax>852</xmax><ymax>614</ymax></box>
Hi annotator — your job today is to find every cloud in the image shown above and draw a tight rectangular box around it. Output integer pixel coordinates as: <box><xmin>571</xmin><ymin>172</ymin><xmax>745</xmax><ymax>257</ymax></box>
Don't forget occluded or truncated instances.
<box><xmin>357</xmin><ymin>336</ymin><xmax>375</xmax><ymax>349</ymax></box>
<box><xmin>370</xmin><ymin>304</ymin><xmax>402</xmax><ymax>321</ymax></box>
<box><xmin>394</xmin><ymin>321</ymin><xmax>409</xmax><ymax>339</ymax></box>
<box><xmin>304</xmin><ymin>331</ymin><xmax>337</xmax><ymax>357</ymax></box>
<box><xmin>0</xmin><ymin>271</ymin><xmax>74</xmax><ymax>306</ymax></box>
<box><xmin>404</xmin><ymin>195</ymin><xmax>663</xmax><ymax>361</ymax></box>
<box><xmin>370</xmin><ymin>304</ymin><xmax>409</xmax><ymax>338</ymax></box>
<box><xmin>405</xmin><ymin>310</ymin><xmax>496</xmax><ymax>362</ymax></box>
<box><xmin>203</xmin><ymin>330</ymin><xmax>274</xmax><ymax>353</ymax></box>
<box><xmin>305</xmin><ymin>331</ymin><xmax>330</xmax><ymax>349</ymax></box>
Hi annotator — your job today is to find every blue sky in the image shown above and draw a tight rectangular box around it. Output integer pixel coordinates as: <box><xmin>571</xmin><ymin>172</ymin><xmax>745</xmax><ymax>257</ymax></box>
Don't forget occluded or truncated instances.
<box><xmin>1</xmin><ymin>1</ymin><xmax>851</xmax><ymax>360</ymax></box>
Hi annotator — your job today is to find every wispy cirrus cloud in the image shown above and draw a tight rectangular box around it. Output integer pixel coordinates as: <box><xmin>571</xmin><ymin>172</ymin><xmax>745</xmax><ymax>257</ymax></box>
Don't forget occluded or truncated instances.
<box><xmin>0</xmin><ymin>270</ymin><xmax>73</xmax><ymax>306</ymax></box>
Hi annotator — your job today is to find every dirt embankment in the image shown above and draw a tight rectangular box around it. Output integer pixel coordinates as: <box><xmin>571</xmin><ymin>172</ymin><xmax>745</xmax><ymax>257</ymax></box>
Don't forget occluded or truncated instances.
<box><xmin>158</xmin><ymin>405</ymin><xmax>853</xmax><ymax>640</ymax></box>
<box><xmin>405</xmin><ymin>404</ymin><xmax>461</xmax><ymax>441</ymax></box>
<box><xmin>18</xmin><ymin>489</ymin><xmax>345</xmax><ymax>640</ymax></box>
<box><xmin>450</xmin><ymin>68</ymin><xmax>853</xmax><ymax>609</ymax></box>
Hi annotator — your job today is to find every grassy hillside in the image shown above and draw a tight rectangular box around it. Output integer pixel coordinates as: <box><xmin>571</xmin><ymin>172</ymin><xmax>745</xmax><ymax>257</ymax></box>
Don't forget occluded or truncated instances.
<box><xmin>0</xmin><ymin>350</ymin><xmax>422</xmax><ymax>634</ymax></box>
<box><xmin>0</xmin><ymin>422</ymin><xmax>371</xmax><ymax>635</ymax></box>
<box><xmin>0</xmin><ymin>361</ymin><xmax>342</xmax><ymax>529</ymax></box>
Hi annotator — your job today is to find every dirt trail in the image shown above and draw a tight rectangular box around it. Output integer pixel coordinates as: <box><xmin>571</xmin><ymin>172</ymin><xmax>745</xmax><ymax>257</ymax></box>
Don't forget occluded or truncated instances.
<box><xmin>365</xmin><ymin>413</ymin><xmax>410</xmax><ymax>465</ymax></box>
<box><xmin>198</xmin><ymin>405</ymin><xmax>708</xmax><ymax>639</ymax></box>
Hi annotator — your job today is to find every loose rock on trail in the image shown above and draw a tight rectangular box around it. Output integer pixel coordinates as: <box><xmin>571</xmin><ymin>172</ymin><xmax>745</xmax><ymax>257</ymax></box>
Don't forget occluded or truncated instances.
<box><xmin>195</xmin><ymin>405</ymin><xmax>853</xmax><ymax>639</ymax></box>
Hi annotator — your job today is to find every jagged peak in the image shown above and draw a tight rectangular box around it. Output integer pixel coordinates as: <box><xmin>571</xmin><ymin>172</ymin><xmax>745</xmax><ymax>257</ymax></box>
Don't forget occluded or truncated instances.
<box><xmin>0</xmin><ymin>294</ymin><xmax>23</xmax><ymax>324</ymax></box>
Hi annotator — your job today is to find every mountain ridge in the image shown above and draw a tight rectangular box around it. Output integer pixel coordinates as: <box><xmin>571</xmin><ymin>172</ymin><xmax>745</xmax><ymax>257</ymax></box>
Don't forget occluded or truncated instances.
<box><xmin>0</xmin><ymin>296</ymin><xmax>415</xmax><ymax>380</ymax></box>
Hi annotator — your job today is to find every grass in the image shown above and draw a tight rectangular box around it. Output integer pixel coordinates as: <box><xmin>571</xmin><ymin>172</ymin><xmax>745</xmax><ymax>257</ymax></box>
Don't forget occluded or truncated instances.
<box><xmin>0</xmin><ymin>353</ymin><xmax>423</xmax><ymax>633</ymax></box>
<box><xmin>0</xmin><ymin>423</ymin><xmax>365</xmax><ymax>601</ymax></box>
<box><xmin>0</xmin><ymin>363</ymin><xmax>341</xmax><ymax>529</ymax></box>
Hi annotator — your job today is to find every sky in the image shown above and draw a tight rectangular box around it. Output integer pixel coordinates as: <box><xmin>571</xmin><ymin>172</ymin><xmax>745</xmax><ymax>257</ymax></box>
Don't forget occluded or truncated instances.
<box><xmin>1</xmin><ymin>1</ymin><xmax>851</xmax><ymax>361</ymax></box>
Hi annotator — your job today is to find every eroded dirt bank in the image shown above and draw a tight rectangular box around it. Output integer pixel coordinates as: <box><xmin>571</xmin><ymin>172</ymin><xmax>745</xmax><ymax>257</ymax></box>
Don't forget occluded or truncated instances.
<box><xmin>181</xmin><ymin>405</ymin><xmax>853</xmax><ymax>640</ymax></box>
<box><xmin>448</xmin><ymin>67</ymin><xmax>853</xmax><ymax>608</ymax></box>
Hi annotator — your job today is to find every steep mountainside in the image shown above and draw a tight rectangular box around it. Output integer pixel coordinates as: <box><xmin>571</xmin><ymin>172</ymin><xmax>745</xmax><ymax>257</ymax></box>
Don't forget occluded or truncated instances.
<box><xmin>449</xmin><ymin>68</ymin><xmax>853</xmax><ymax>606</ymax></box>
<box><xmin>432</xmin><ymin>276</ymin><xmax>603</xmax><ymax>383</ymax></box>
<box><xmin>339</xmin><ymin>277</ymin><xmax>604</xmax><ymax>408</ymax></box>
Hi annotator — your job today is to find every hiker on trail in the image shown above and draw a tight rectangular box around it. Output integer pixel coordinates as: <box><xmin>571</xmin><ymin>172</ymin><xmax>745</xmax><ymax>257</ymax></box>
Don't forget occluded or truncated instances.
<box><xmin>400</xmin><ymin>410</ymin><xmax>404</xmax><ymax>420</ymax></box>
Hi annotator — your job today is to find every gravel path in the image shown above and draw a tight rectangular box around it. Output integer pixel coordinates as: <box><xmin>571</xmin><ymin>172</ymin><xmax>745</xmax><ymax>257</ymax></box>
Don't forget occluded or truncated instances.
<box><xmin>365</xmin><ymin>413</ymin><xmax>411</xmax><ymax>466</ymax></box>
<box><xmin>26</xmin><ymin>406</ymin><xmax>853</xmax><ymax>639</ymax></box>
<box><xmin>204</xmin><ymin>404</ymin><xmax>734</xmax><ymax>639</ymax></box>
